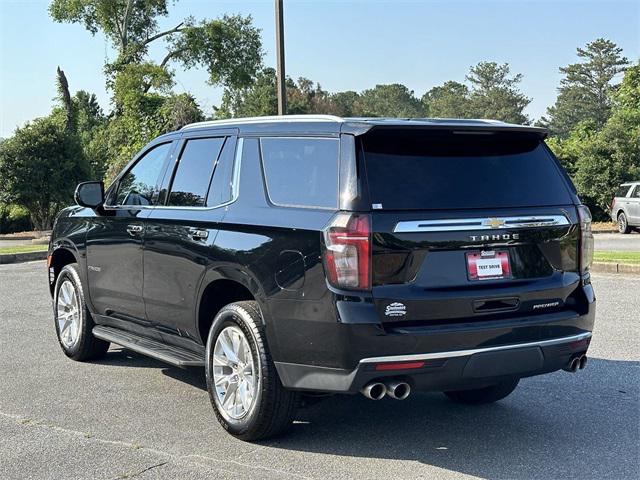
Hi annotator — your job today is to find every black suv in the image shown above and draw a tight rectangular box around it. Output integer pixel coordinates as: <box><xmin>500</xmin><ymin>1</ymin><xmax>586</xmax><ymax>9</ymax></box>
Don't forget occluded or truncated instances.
<box><xmin>48</xmin><ymin>115</ymin><xmax>596</xmax><ymax>440</ymax></box>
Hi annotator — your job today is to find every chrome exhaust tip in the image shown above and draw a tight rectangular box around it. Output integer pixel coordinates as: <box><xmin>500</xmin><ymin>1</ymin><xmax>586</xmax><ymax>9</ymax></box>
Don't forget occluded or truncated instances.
<box><xmin>579</xmin><ymin>355</ymin><xmax>587</xmax><ymax>370</ymax></box>
<box><xmin>361</xmin><ymin>382</ymin><xmax>386</xmax><ymax>400</ymax></box>
<box><xmin>563</xmin><ymin>357</ymin><xmax>580</xmax><ymax>373</ymax></box>
<box><xmin>385</xmin><ymin>381</ymin><xmax>411</xmax><ymax>400</ymax></box>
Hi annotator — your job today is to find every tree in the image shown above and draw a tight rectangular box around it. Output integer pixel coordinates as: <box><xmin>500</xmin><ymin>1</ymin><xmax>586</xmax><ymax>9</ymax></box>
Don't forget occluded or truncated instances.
<box><xmin>466</xmin><ymin>62</ymin><xmax>530</xmax><ymax>124</ymax></box>
<box><xmin>542</xmin><ymin>38</ymin><xmax>629</xmax><ymax>138</ymax></box>
<box><xmin>549</xmin><ymin>64</ymin><xmax>640</xmax><ymax>218</ymax></box>
<box><xmin>572</xmin><ymin>64</ymin><xmax>640</xmax><ymax>215</ymax></box>
<box><xmin>331</xmin><ymin>91</ymin><xmax>360</xmax><ymax>117</ymax></box>
<box><xmin>355</xmin><ymin>84</ymin><xmax>424</xmax><ymax>117</ymax></box>
<box><xmin>215</xmin><ymin>68</ymin><xmax>283</xmax><ymax>118</ymax></box>
<box><xmin>422</xmin><ymin>81</ymin><xmax>472</xmax><ymax>118</ymax></box>
<box><xmin>50</xmin><ymin>1</ymin><xmax>262</xmax><ymax>181</ymax></box>
<box><xmin>0</xmin><ymin>116</ymin><xmax>89</xmax><ymax>230</ymax></box>
<box><xmin>49</xmin><ymin>1</ymin><xmax>263</xmax><ymax>95</ymax></box>
<box><xmin>215</xmin><ymin>68</ymin><xmax>343</xmax><ymax>118</ymax></box>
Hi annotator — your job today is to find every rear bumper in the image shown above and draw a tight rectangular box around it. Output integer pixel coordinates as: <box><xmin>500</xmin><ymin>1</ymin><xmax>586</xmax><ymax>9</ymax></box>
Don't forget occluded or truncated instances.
<box><xmin>276</xmin><ymin>330</ymin><xmax>592</xmax><ymax>394</ymax></box>
<box><xmin>274</xmin><ymin>289</ymin><xmax>595</xmax><ymax>393</ymax></box>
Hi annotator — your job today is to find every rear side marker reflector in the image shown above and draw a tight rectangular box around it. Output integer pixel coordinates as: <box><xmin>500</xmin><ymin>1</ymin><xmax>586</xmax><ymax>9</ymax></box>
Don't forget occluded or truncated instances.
<box><xmin>569</xmin><ymin>338</ymin><xmax>590</xmax><ymax>349</ymax></box>
<box><xmin>375</xmin><ymin>361</ymin><xmax>425</xmax><ymax>371</ymax></box>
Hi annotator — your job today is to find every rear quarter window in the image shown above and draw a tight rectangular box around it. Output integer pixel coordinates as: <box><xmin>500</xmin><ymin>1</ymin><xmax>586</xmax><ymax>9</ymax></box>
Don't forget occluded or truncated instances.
<box><xmin>615</xmin><ymin>185</ymin><xmax>632</xmax><ymax>198</ymax></box>
<box><xmin>260</xmin><ymin>137</ymin><xmax>339</xmax><ymax>209</ymax></box>
<box><xmin>361</xmin><ymin>130</ymin><xmax>573</xmax><ymax>210</ymax></box>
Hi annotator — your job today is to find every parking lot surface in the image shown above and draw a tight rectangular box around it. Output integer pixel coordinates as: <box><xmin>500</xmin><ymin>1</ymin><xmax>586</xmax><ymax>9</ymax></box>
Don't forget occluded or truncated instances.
<box><xmin>594</xmin><ymin>232</ymin><xmax>640</xmax><ymax>252</ymax></box>
<box><xmin>1</xmin><ymin>261</ymin><xmax>638</xmax><ymax>479</ymax></box>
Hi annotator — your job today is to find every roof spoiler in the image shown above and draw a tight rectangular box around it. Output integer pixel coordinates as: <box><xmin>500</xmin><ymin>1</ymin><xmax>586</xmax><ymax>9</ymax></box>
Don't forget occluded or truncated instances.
<box><xmin>342</xmin><ymin>120</ymin><xmax>548</xmax><ymax>139</ymax></box>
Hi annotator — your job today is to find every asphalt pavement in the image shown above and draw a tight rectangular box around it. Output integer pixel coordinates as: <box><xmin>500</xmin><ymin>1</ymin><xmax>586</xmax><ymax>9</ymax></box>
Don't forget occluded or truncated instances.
<box><xmin>594</xmin><ymin>232</ymin><xmax>640</xmax><ymax>252</ymax></box>
<box><xmin>0</xmin><ymin>261</ymin><xmax>638</xmax><ymax>479</ymax></box>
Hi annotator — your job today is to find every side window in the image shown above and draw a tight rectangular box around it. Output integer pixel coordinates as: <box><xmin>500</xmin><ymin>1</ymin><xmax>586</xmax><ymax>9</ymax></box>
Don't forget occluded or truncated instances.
<box><xmin>168</xmin><ymin>137</ymin><xmax>225</xmax><ymax>207</ymax></box>
<box><xmin>615</xmin><ymin>185</ymin><xmax>631</xmax><ymax>198</ymax></box>
<box><xmin>207</xmin><ymin>137</ymin><xmax>239</xmax><ymax>206</ymax></box>
<box><xmin>115</xmin><ymin>143</ymin><xmax>172</xmax><ymax>206</ymax></box>
<box><xmin>634</xmin><ymin>186</ymin><xmax>640</xmax><ymax>198</ymax></box>
<box><xmin>260</xmin><ymin>137</ymin><xmax>339</xmax><ymax>209</ymax></box>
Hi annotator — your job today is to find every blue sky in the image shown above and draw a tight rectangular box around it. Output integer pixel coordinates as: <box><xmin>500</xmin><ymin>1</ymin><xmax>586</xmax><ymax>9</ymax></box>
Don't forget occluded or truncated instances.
<box><xmin>1</xmin><ymin>0</ymin><xmax>638</xmax><ymax>137</ymax></box>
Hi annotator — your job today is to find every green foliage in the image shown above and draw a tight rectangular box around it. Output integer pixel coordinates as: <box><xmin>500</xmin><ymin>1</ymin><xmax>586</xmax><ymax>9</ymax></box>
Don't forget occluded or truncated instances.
<box><xmin>49</xmin><ymin>0</ymin><xmax>170</xmax><ymax>53</ymax></box>
<box><xmin>215</xmin><ymin>68</ymin><xmax>278</xmax><ymax>118</ymax></box>
<box><xmin>0</xmin><ymin>204</ymin><xmax>32</xmax><ymax>234</ymax></box>
<box><xmin>167</xmin><ymin>15</ymin><xmax>263</xmax><ymax>89</ymax></box>
<box><xmin>541</xmin><ymin>38</ymin><xmax>629</xmax><ymax>138</ymax></box>
<box><xmin>330</xmin><ymin>91</ymin><xmax>360</xmax><ymax>117</ymax></box>
<box><xmin>215</xmin><ymin>68</ymin><xmax>343</xmax><ymax>118</ymax></box>
<box><xmin>159</xmin><ymin>93</ymin><xmax>205</xmax><ymax>132</ymax></box>
<box><xmin>355</xmin><ymin>84</ymin><xmax>424</xmax><ymax>117</ymax></box>
<box><xmin>465</xmin><ymin>62</ymin><xmax>530</xmax><ymax>124</ymax></box>
<box><xmin>101</xmin><ymin>63</ymin><xmax>205</xmax><ymax>181</ymax></box>
<box><xmin>49</xmin><ymin>0</ymin><xmax>262</xmax><ymax>181</ymax></box>
<box><xmin>422</xmin><ymin>63</ymin><xmax>529</xmax><ymax>123</ymax></box>
<box><xmin>550</xmin><ymin>65</ymin><xmax>640</xmax><ymax>218</ymax></box>
<box><xmin>422</xmin><ymin>81</ymin><xmax>472</xmax><ymax>118</ymax></box>
<box><xmin>0</xmin><ymin>116</ymin><xmax>89</xmax><ymax>230</ymax></box>
<box><xmin>50</xmin><ymin>1</ymin><xmax>262</xmax><ymax>92</ymax></box>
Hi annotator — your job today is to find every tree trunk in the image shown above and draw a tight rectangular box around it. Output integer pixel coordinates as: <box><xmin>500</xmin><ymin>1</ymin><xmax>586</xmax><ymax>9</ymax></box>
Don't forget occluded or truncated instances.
<box><xmin>57</xmin><ymin>67</ymin><xmax>73</xmax><ymax>131</ymax></box>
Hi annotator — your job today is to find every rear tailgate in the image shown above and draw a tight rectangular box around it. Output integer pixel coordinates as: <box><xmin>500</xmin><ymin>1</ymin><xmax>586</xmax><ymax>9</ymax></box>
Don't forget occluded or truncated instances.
<box><xmin>360</xmin><ymin>128</ymin><xmax>584</xmax><ymax>326</ymax></box>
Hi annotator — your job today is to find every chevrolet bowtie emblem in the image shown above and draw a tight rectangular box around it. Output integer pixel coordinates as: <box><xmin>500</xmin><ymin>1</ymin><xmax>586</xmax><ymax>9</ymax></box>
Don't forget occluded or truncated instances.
<box><xmin>485</xmin><ymin>218</ymin><xmax>506</xmax><ymax>229</ymax></box>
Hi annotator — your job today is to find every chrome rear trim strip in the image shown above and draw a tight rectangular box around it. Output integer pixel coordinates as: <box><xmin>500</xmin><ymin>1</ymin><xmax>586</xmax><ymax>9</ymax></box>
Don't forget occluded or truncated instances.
<box><xmin>393</xmin><ymin>215</ymin><xmax>570</xmax><ymax>233</ymax></box>
<box><xmin>359</xmin><ymin>332</ymin><xmax>591</xmax><ymax>364</ymax></box>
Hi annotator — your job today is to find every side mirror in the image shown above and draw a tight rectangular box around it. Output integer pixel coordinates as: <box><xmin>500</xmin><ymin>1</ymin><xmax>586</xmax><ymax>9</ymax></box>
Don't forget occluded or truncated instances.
<box><xmin>75</xmin><ymin>181</ymin><xmax>104</xmax><ymax>209</ymax></box>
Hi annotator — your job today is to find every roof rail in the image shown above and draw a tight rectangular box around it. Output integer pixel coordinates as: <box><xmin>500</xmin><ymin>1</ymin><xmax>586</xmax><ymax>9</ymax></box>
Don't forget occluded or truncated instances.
<box><xmin>181</xmin><ymin>114</ymin><xmax>345</xmax><ymax>130</ymax></box>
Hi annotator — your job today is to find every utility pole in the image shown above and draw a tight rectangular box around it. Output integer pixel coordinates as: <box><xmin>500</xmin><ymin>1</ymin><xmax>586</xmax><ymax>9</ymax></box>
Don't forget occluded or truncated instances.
<box><xmin>275</xmin><ymin>0</ymin><xmax>286</xmax><ymax>115</ymax></box>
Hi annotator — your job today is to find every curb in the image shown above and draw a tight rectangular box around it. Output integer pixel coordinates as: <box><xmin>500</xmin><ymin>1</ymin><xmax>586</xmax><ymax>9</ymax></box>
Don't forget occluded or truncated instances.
<box><xmin>591</xmin><ymin>262</ymin><xmax>640</xmax><ymax>275</ymax></box>
<box><xmin>0</xmin><ymin>251</ymin><xmax>47</xmax><ymax>265</ymax></box>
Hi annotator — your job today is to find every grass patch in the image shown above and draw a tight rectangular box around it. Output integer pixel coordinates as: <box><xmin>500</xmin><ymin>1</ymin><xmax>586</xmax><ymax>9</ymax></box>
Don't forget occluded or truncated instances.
<box><xmin>0</xmin><ymin>244</ymin><xmax>47</xmax><ymax>254</ymax></box>
<box><xmin>594</xmin><ymin>251</ymin><xmax>640</xmax><ymax>264</ymax></box>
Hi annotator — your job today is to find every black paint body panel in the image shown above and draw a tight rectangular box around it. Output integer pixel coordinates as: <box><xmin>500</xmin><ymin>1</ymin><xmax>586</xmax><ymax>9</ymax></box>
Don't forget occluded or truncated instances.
<box><xmin>48</xmin><ymin>117</ymin><xmax>595</xmax><ymax>393</ymax></box>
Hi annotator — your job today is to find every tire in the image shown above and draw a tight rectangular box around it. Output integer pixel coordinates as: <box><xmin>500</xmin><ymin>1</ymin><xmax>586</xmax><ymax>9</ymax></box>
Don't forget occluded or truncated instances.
<box><xmin>53</xmin><ymin>263</ymin><xmax>110</xmax><ymax>361</ymax></box>
<box><xmin>618</xmin><ymin>212</ymin><xmax>631</xmax><ymax>234</ymax></box>
<box><xmin>205</xmin><ymin>301</ymin><xmax>299</xmax><ymax>441</ymax></box>
<box><xmin>443</xmin><ymin>378</ymin><xmax>519</xmax><ymax>405</ymax></box>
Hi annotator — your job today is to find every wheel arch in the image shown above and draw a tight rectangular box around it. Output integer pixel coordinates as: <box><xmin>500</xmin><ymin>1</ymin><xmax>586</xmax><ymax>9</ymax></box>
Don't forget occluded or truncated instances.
<box><xmin>196</xmin><ymin>265</ymin><xmax>268</xmax><ymax>345</ymax></box>
<box><xmin>49</xmin><ymin>245</ymin><xmax>79</xmax><ymax>296</ymax></box>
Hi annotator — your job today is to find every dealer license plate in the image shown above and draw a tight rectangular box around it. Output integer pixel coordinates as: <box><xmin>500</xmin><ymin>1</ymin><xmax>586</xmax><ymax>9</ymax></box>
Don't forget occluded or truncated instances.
<box><xmin>466</xmin><ymin>250</ymin><xmax>511</xmax><ymax>281</ymax></box>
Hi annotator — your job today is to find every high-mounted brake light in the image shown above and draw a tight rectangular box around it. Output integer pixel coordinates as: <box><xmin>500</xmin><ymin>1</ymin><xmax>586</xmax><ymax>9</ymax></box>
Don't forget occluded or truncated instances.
<box><xmin>322</xmin><ymin>213</ymin><xmax>371</xmax><ymax>290</ymax></box>
<box><xmin>577</xmin><ymin>205</ymin><xmax>594</xmax><ymax>273</ymax></box>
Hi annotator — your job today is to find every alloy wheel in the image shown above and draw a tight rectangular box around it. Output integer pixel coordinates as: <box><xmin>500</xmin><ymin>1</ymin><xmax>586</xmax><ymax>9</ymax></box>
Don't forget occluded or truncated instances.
<box><xmin>212</xmin><ymin>325</ymin><xmax>258</xmax><ymax>420</ymax></box>
<box><xmin>618</xmin><ymin>214</ymin><xmax>627</xmax><ymax>233</ymax></box>
<box><xmin>56</xmin><ymin>279</ymin><xmax>81</xmax><ymax>348</ymax></box>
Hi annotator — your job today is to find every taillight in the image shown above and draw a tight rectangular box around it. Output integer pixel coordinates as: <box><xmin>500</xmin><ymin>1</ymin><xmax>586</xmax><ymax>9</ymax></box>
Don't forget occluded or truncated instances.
<box><xmin>578</xmin><ymin>205</ymin><xmax>594</xmax><ymax>273</ymax></box>
<box><xmin>322</xmin><ymin>213</ymin><xmax>371</xmax><ymax>290</ymax></box>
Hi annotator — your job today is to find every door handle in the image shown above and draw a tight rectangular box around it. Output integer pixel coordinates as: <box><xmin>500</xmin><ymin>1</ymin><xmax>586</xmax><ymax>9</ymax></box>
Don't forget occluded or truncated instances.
<box><xmin>188</xmin><ymin>228</ymin><xmax>209</xmax><ymax>241</ymax></box>
<box><xmin>126</xmin><ymin>224</ymin><xmax>144</xmax><ymax>235</ymax></box>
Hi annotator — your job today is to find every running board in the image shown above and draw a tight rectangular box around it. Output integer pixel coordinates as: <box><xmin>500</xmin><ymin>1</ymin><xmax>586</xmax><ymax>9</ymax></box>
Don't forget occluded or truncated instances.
<box><xmin>92</xmin><ymin>326</ymin><xmax>205</xmax><ymax>367</ymax></box>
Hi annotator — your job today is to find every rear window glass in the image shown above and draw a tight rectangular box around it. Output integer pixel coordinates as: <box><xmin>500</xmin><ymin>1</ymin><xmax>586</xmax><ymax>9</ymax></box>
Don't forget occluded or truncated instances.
<box><xmin>362</xmin><ymin>131</ymin><xmax>572</xmax><ymax>210</ymax></box>
<box><xmin>261</xmin><ymin>137</ymin><xmax>339</xmax><ymax>209</ymax></box>
<box><xmin>615</xmin><ymin>185</ymin><xmax>631</xmax><ymax>198</ymax></box>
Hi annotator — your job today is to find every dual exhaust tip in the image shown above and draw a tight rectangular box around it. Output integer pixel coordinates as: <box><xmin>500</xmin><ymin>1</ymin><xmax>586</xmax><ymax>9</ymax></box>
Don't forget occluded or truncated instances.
<box><xmin>362</xmin><ymin>380</ymin><xmax>411</xmax><ymax>400</ymax></box>
<box><xmin>564</xmin><ymin>354</ymin><xmax>588</xmax><ymax>373</ymax></box>
<box><xmin>364</xmin><ymin>354</ymin><xmax>588</xmax><ymax>398</ymax></box>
